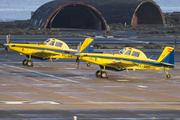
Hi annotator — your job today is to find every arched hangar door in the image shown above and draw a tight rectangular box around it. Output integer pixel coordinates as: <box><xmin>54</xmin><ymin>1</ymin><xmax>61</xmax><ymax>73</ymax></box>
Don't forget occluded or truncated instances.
<box><xmin>46</xmin><ymin>3</ymin><xmax>107</xmax><ymax>30</ymax></box>
<box><xmin>132</xmin><ymin>1</ymin><xmax>164</xmax><ymax>25</ymax></box>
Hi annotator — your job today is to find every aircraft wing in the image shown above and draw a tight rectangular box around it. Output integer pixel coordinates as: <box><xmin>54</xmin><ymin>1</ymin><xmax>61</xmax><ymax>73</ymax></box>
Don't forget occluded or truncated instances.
<box><xmin>31</xmin><ymin>51</ymin><xmax>59</xmax><ymax>58</ymax></box>
<box><xmin>106</xmin><ymin>60</ymin><xmax>137</xmax><ymax>68</ymax></box>
<box><xmin>30</xmin><ymin>50</ymin><xmax>77</xmax><ymax>59</ymax></box>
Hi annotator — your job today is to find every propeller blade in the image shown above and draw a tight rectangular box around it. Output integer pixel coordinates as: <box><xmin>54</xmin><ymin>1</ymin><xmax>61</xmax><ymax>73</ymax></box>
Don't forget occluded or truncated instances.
<box><xmin>78</xmin><ymin>42</ymin><xmax>81</xmax><ymax>53</ymax></box>
<box><xmin>4</xmin><ymin>35</ymin><xmax>10</xmax><ymax>58</ymax></box>
<box><xmin>5</xmin><ymin>47</ymin><xmax>8</xmax><ymax>58</ymax></box>
<box><xmin>6</xmin><ymin>34</ymin><xmax>10</xmax><ymax>44</ymax></box>
<box><xmin>76</xmin><ymin>42</ymin><xmax>81</xmax><ymax>69</ymax></box>
<box><xmin>76</xmin><ymin>56</ymin><xmax>80</xmax><ymax>69</ymax></box>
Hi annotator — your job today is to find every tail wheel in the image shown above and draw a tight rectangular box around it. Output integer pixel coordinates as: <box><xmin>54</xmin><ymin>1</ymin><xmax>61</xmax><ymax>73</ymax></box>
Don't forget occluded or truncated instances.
<box><xmin>101</xmin><ymin>71</ymin><xmax>108</xmax><ymax>78</ymax></box>
<box><xmin>166</xmin><ymin>74</ymin><xmax>171</xmax><ymax>78</ymax></box>
<box><xmin>22</xmin><ymin>59</ymin><xmax>27</xmax><ymax>66</ymax></box>
<box><xmin>96</xmin><ymin>70</ymin><xmax>101</xmax><ymax>77</ymax></box>
<box><xmin>27</xmin><ymin>60</ymin><xmax>33</xmax><ymax>67</ymax></box>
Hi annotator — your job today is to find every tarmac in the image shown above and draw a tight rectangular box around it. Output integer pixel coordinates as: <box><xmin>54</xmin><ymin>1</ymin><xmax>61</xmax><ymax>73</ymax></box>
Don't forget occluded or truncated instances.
<box><xmin>0</xmin><ymin>51</ymin><xmax>180</xmax><ymax>120</ymax></box>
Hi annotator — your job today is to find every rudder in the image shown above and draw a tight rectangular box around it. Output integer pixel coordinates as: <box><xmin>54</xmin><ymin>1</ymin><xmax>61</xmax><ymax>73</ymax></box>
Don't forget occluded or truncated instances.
<box><xmin>158</xmin><ymin>46</ymin><xmax>174</xmax><ymax>65</ymax></box>
<box><xmin>80</xmin><ymin>38</ymin><xmax>94</xmax><ymax>53</ymax></box>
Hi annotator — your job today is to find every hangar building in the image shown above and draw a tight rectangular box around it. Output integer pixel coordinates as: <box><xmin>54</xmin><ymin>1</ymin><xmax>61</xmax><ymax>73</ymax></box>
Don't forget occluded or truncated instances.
<box><xmin>30</xmin><ymin>0</ymin><xmax>164</xmax><ymax>30</ymax></box>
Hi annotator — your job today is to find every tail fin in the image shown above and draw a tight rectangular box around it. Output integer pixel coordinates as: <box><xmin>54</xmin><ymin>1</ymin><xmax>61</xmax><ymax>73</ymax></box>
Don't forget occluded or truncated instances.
<box><xmin>158</xmin><ymin>46</ymin><xmax>174</xmax><ymax>65</ymax></box>
<box><xmin>80</xmin><ymin>38</ymin><xmax>94</xmax><ymax>53</ymax></box>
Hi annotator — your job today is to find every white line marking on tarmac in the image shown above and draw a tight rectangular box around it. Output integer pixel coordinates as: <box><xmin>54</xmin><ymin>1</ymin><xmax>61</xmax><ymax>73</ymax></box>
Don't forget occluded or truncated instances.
<box><xmin>64</xmin><ymin>68</ymin><xmax>76</xmax><ymax>70</ymax></box>
<box><xmin>104</xmin><ymin>86</ymin><xmax>122</xmax><ymax>88</ymax></box>
<box><xmin>0</xmin><ymin>59</ymin><xmax>12</xmax><ymax>61</ymax></box>
<box><xmin>0</xmin><ymin>70</ymin><xmax>52</xmax><ymax>84</ymax></box>
<box><xmin>0</xmin><ymin>84</ymin><xmax>14</xmax><ymax>86</ymax></box>
<box><xmin>137</xmin><ymin>85</ymin><xmax>148</xmax><ymax>88</ymax></box>
<box><xmin>0</xmin><ymin>63</ymin><xmax>79</xmax><ymax>83</ymax></box>
<box><xmin>116</xmin><ymin>80</ymin><xmax>129</xmax><ymax>82</ymax></box>
<box><xmin>5</xmin><ymin>102</ymin><xmax>23</xmax><ymax>105</ymax></box>
<box><xmin>75</xmin><ymin>76</ymin><xmax>89</xmax><ymax>79</ymax></box>
<box><xmin>30</xmin><ymin>101</ymin><xmax>60</xmax><ymax>105</ymax></box>
<box><xmin>0</xmin><ymin>101</ymin><xmax>60</xmax><ymax>105</ymax></box>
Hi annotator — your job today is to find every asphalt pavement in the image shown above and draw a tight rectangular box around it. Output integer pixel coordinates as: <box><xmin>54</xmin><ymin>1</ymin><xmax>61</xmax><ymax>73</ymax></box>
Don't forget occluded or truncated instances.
<box><xmin>0</xmin><ymin>59</ymin><xmax>180</xmax><ymax>119</ymax></box>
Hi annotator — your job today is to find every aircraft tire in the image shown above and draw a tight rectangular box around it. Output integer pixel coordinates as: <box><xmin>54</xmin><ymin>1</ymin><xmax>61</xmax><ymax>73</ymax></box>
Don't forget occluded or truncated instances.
<box><xmin>87</xmin><ymin>63</ymin><xmax>90</xmax><ymax>67</ymax></box>
<box><xmin>96</xmin><ymin>70</ymin><xmax>101</xmax><ymax>77</ymax></box>
<box><xmin>27</xmin><ymin>60</ymin><xmax>33</xmax><ymax>67</ymax></box>
<box><xmin>166</xmin><ymin>74</ymin><xmax>171</xmax><ymax>78</ymax></box>
<box><xmin>22</xmin><ymin>59</ymin><xmax>27</xmax><ymax>66</ymax></box>
<box><xmin>101</xmin><ymin>71</ymin><xmax>108</xmax><ymax>78</ymax></box>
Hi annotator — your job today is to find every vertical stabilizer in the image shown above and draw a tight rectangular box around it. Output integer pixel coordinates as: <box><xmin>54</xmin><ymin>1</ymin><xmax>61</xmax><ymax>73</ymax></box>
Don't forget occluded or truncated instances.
<box><xmin>158</xmin><ymin>46</ymin><xmax>174</xmax><ymax>65</ymax></box>
<box><xmin>80</xmin><ymin>38</ymin><xmax>94</xmax><ymax>53</ymax></box>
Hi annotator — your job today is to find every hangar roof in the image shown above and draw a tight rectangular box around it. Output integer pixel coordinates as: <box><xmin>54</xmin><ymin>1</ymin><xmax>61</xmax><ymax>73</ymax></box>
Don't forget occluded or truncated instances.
<box><xmin>30</xmin><ymin>0</ymin><xmax>164</xmax><ymax>29</ymax></box>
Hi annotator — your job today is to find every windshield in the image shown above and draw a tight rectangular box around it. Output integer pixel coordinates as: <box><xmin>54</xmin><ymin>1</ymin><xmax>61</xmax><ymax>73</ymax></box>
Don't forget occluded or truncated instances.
<box><xmin>44</xmin><ymin>39</ymin><xmax>50</xmax><ymax>45</ymax></box>
<box><xmin>119</xmin><ymin>48</ymin><xmax>126</xmax><ymax>54</ymax></box>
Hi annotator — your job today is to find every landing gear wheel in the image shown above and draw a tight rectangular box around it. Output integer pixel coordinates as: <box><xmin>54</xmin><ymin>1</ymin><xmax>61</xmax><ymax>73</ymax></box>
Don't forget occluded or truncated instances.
<box><xmin>27</xmin><ymin>60</ymin><xmax>33</xmax><ymax>67</ymax></box>
<box><xmin>96</xmin><ymin>70</ymin><xmax>101</xmax><ymax>77</ymax></box>
<box><xmin>166</xmin><ymin>74</ymin><xmax>171</xmax><ymax>78</ymax></box>
<box><xmin>101</xmin><ymin>71</ymin><xmax>108</xmax><ymax>78</ymax></box>
<box><xmin>87</xmin><ymin>63</ymin><xmax>90</xmax><ymax>67</ymax></box>
<box><xmin>22</xmin><ymin>59</ymin><xmax>27</xmax><ymax>66</ymax></box>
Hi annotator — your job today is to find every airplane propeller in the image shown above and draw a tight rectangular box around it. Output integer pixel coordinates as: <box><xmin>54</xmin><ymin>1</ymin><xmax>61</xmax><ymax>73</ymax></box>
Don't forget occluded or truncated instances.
<box><xmin>76</xmin><ymin>42</ymin><xmax>81</xmax><ymax>69</ymax></box>
<box><xmin>4</xmin><ymin>35</ymin><xmax>10</xmax><ymax>58</ymax></box>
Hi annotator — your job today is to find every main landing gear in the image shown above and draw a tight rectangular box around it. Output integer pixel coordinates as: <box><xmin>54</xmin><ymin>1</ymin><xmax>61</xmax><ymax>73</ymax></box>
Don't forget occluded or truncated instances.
<box><xmin>95</xmin><ymin>66</ymin><xmax>108</xmax><ymax>78</ymax></box>
<box><xmin>87</xmin><ymin>62</ymin><xmax>91</xmax><ymax>67</ymax></box>
<box><xmin>22</xmin><ymin>55</ymin><xmax>33</xmax><ymax>67</ymax></box>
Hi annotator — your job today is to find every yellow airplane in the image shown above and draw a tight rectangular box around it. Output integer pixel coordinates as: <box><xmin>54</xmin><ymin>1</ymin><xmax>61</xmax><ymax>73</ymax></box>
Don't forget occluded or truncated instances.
<box><xmin>80</xmin><ymin>46</ymin><xmax>175</xmax><ymax>78</ymax></box>
<box><xmin>3</xmin><ymin>35</ymin><xmax>94</xmax><ymax>67</ymax></box>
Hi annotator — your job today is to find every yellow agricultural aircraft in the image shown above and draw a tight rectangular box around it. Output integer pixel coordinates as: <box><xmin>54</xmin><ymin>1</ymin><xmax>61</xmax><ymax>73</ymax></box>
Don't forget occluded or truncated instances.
<box><xmin>3</xmin><ymin>35</ymin><xmax>94</xmax><ymax>67</ymax></box>
<box><xmin>80</xmin><ymin>46</ymin><xmax>174</xmax><ymax>78</ymax></box>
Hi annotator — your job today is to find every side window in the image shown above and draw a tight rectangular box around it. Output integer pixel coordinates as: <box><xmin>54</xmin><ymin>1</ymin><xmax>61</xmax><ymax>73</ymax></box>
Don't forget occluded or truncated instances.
<box><xmin>124</xmin><ymin>50</ymin><xmax>131</xmax><ymax>55</ymax></box>
<box><xmin>131</xmin><ymin>51</ymin><xmax>140</xmax><ymax>57</ymax></box>
<box><xmin>48</xmin><ymin>41</ymin><xmax>54</xmax><ymax>46</ymax></box>
<box><xmin>55</xmin><ymin>42</ymin><xmax>62</xmax><ymax>47</ymax></box>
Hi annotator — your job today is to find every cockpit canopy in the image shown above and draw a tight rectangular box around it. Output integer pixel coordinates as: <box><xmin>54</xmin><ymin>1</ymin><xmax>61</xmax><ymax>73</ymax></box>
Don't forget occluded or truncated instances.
<box><xmin>119</xmin><ymin>47</ymin><xmax>147</xmax><ymax>59</ymax></box>
<box><xmin>44</xmin><ymin>38</ymin><xmax>69</xmax><ymax>49</ymax></box>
